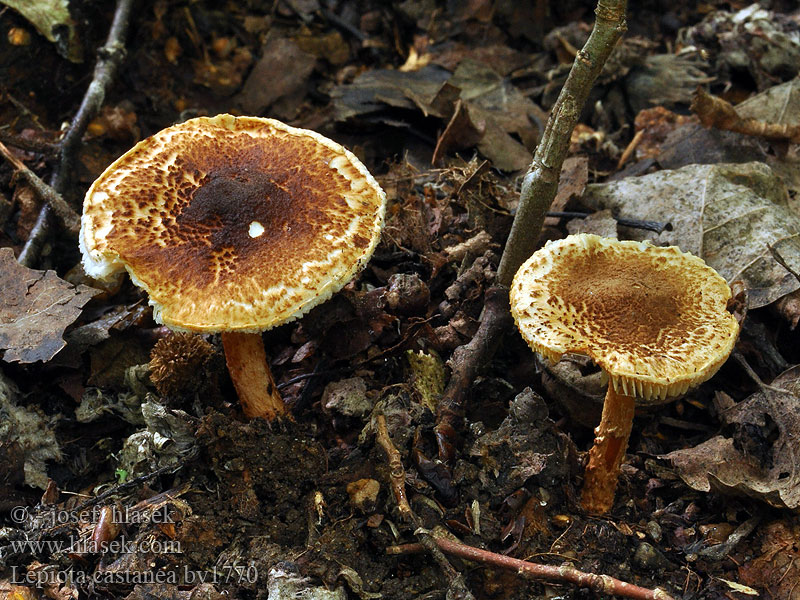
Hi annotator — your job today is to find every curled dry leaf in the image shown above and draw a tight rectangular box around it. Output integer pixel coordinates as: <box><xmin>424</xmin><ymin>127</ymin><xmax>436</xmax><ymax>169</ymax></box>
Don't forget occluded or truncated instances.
<box><xmin>582</xmin><ymin>161</ymin><xmax>800</xmax><ymax>308</ymax></box>
<box><xmin>332</xmin><ymin>58</ymin><xmax>543</xmax><ymax>170</ymax></box>
<box><xmin>665</xmin><ymin>365</ymin><xmax>800</xmax><ymax>509</ymax></box>
<box><xmin>692</xmin><ymin>87</ymin><xmax>800</xmax><ymax>143</ymax></box>
<box><xmin>0</xmin><ymin>248</ymin><xmax>99</xmax><ymax>363</ymax></box>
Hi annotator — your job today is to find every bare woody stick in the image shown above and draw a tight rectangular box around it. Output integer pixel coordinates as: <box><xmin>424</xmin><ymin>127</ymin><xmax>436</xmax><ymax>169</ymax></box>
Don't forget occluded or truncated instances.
<box><xmin>18</xmin><ymin>0</ymin><xmax>135</xmax><ymax>267</ymax></box>
<box><xmin>374</xmin><ymin>414</ymin><xmax>412</xmax><ymax>519</ymax></box>
<box><xmin>435</xmin><ymin>0</ymin><xmax>628</xmax><ymax>460</ymax></box>
<box><xmin>387</xmin><ymin>537</ymin><xmax>676</xmax><ymax>600</ymax></box>
<box><xmin>498</xmin><ymin>0</ymin><xmax>628</xmax><ymax>285</ymax></box>
<box><xmin>0</xmin><ymin>140</ymin><xmax>80</xmax><ymax>235</ymax></box>
<box><xmin>375</xmin><ymin>414</ymin><xmax>475</xmax><ymax>600</ymax></box>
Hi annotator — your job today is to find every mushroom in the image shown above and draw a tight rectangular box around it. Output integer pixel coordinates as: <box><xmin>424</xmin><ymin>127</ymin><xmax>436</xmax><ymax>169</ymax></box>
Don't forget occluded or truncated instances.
<box><xmin>509</xmin><ymin>234</ymin><xmax>739</xmax><ymax>513</ymax></box>
<box><xmin>80</xmin><ymin>114</ymin><xmax>386</xmax><ymax>420</ymax></box>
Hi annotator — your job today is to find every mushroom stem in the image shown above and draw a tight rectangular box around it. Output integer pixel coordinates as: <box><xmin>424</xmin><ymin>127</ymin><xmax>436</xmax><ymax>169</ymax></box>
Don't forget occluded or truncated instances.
<box><xmin>580</xmin><ymin>384</ymin><xmax>636</xmax><ymax>514</ymax></box>
<box><xmin>220</xmin><ymin>331</ymin><xmax>285</xmax><ymax>420</ymax></box>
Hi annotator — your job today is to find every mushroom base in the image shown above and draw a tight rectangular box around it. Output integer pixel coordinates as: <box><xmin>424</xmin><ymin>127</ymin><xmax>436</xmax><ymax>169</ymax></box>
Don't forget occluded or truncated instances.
<box><xmin>221</xmin><ymin>331</ymin><xmax>285</xmax><ymax>420</ymax></box>
<box><xmin>580</xmin><ymin>385</ymin><xmax>636</xmax><ymax>514</ymax></box>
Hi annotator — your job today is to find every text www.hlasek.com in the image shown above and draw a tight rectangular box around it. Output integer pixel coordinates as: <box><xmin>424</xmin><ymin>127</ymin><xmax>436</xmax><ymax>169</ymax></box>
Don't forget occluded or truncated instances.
<box><xmin>9</xmin><ymin>536</ymin><xmax>181</xmax><ymax>555</ymax></box>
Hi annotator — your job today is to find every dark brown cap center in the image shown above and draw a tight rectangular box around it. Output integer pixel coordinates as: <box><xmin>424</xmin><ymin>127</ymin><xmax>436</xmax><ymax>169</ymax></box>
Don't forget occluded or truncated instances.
<box><xmin>177</xmin><ymin>170</ymin><xmax>292</xmax><ymax>256</ymax></box>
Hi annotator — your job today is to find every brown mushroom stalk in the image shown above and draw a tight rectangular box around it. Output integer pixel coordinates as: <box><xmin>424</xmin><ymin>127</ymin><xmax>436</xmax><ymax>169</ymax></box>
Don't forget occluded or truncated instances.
<box><xmin>510</xmin><ymin>234</ymin><xmax>740</xmax><ymax>514</ymax></box>
<box><xmin>580</xmin><ymin>385</ymin><xmax>635</xmax><ymax>513</ymax></box>
<box><xmin>80</xmin><ymin>115</ymin><xmax>386</xmax><ymax>420</ymax></box>
<box><xmin>221</xmin><ymin>332</ymin><xmax>284</xmax><ymax>420</ymax></box>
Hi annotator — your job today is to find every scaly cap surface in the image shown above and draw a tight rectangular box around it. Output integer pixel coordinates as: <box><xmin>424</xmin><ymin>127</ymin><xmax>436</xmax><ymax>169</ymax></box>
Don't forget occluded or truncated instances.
<box><xmin>80</xmin><ymin>114</ymin><xmax>386</xmax><ymax>332</ymax></box>
<box><xmin>510</xmin><ymin>234</ymin><xmax>739</xmax><ymax>404</ymax></box>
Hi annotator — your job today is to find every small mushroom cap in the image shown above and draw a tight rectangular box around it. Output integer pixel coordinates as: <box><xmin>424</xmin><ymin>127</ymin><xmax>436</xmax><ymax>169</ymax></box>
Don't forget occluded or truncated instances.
<box><xmin>80</xmin><ymin>115</ymin><xmax>386</xmax><ymax>333</ymax></box>
<box><xmin>510</xmin><ymin>234</ymin><xmax>740</xmax><ymax>404</ymax></box>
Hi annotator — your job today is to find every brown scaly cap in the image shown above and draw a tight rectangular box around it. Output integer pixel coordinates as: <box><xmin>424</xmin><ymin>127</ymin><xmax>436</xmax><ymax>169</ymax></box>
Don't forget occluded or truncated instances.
<box><xmin>510</xmin><ymin>234</ymin><xmax>739</xmax><ymax>403</ymax></box>
<box><xmin>80</xmin><ymin>115</ymin><xmax>386</xmax><ymax>333</ymax></box>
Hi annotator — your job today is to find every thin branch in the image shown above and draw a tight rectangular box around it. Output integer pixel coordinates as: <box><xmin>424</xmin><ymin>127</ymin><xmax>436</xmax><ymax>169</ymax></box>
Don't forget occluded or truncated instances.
<box><xmin>18</xmin><ymin>0</ymin><xmax>135</xmax><ymax>267</ymax></box>
<box><xmin>0</xmin><ymin>140</ymin><xmax>80</xmax><ymax>235</ymax></box>
<box><xmin>375</xmin><ymin>414</ymin><xmax>413</xmax><ymax>521</ymax></box>
<box><xmin>434</xmin><ymin>285</ymin><xmax>511</xmax><ymax>462</ymax></box>
<box><xmin>434</xmin><ymin>0</ymin><xmax>628</xmax><ymax>458</ymax></box>
<box><xmin>73</xmin><ymin>447</ymin><xmax>197</xmax><ymax>513</ymax></box>
<box><xmin>375</xmin><ymin>414</ymin><xmax>475</xmax><ymax>600</ymax></box>
<box><xmin>497</xmin><ymin>0</ymin><xmax>628</xmax><ymax>286</ymax></box>
<box><xmin>387</xmin><ymin>536</ymin><xmax>676</xmax><ymax>600</ymax></box>
<box><xmin>0</xmin><ymin>130</ymin><xmax>57</xmax><ymax>154</ymax></box>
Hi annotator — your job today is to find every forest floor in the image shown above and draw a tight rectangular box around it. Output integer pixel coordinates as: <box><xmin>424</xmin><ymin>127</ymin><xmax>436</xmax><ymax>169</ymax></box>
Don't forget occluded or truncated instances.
<box><xmin>1</xmin><ymin>1</ymin><xmax>800</xmax><ymax>599</ymax></box>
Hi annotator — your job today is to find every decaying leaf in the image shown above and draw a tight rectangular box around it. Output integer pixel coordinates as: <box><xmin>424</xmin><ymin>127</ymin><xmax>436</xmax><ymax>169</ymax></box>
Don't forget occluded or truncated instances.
<box><xmin>732</xmin><ymin>78</ymin><xmax>800</xmax><ymax>129</ymax></box>
<box><xmin>331</xmin><ymin>65</ymin><xmax>450</xmax><ymax>122</ymax></box>
<box><xmin>406</xmin><ymin>349</ymin><xmax>445</xmax><ymax>412</ymax></box>
<box><xmin>236</xmin><ymin>36</ymin><xmax>315</xmax><ymax>115</ymax></box>
<box><xmin>1</xmin><ymin>0</ymin><xmax>81</xmax><ymax>62</ymax></box>
<box><xmin>0</xmin><ymin>248</ymin><xmax>99</xmax><ymax>363</ymax></box>
<box><xmin>665</xmin><ymin>365</ymin><xmax>800</xmax><ymax>509</ymax></box>
<box><xmin>656</xmin><ymin>122</ymin><xmax>767</xmax><ymax>170</ymax></box>
<box><xmin>739</xmin><ymin>520</ymin><xmax>800</xmax><ymax>599</ymax></box>
<box><xmin>0</xmin><ymin>369</ymin><xmax>61</xmax><ymax>489</ymax></box>
<box><xmin>735</xmin><ymin>79</ymin><xmax>800</xmax><ymax>202</ymax></box>
<box><xmin>332</xmin><ymin>58</ymin><xmax>543</xmax><ymax>170</ymax></box>
<box><xmin>582</xmin><ymin>161</ymin><xmax>800</xmax><ymax>308</ymax></box>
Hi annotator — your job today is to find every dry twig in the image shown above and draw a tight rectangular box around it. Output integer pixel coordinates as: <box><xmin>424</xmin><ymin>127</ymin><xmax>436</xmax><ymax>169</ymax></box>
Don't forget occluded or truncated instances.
<box><xmin>435</xmin><ymin>0</ymin><xmax>629</xmax><ymax>456</ymax></box>
<box><xmin>18</xmin><ymin>0</ymin><xmax>135</xmax><ymax>267</ymax></box>
<box><xmin>375</xmin><ymin>414</ymin><xmax>475</xmax><ymax>600</ymax></box>
<box><xmin>374</xmin><ymin>414</ymin><xmax>412</xmax><ymax>520</ymax></box>
<box><xmin>0</xmin><ymin>130</ymin><xmax>57</xmax><ymax>154</ymax></box>
<box><xmin>387</xmin><ymin>536</ymin><xmax>676</xmax><ymax>600</ymax></box>
<box><xmin>0</xmin><ymin>140</ymin><xmax>80</xmax><ymax>235</ymax></box>
<box><xmin>496</xmin><ymin>0</ymin><xmax>628</xmax><ymax>285</ymax></box>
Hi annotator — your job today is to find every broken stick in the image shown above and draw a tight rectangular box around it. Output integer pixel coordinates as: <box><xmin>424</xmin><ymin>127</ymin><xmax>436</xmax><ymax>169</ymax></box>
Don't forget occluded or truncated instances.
<box><xmin>435</xmin><ymin>0</ymin><xmax>629</xmax><ymax>456</ymax></box>
<box><xmin>0</xmin><ymin>140</ymin><xmax>80</xmax><ymax>236</ymax></box>
<box><xmin>387</xmin><ymin>536</ymin><xmax>676</xmax><ymax>600</ymax></box>
<box><xmin>18</xmin><ymin>0</ymin><xmax>135</xmax><ymax>267</ymax></box>
<box><xmin>375</xmin><ymin>413</ymin><xmax>475</xmax><ymax>600</ymax></box>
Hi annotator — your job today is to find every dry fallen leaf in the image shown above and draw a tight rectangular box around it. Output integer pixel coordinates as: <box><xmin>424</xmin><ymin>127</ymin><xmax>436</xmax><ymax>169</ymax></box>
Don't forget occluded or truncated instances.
<box><xmin>332</xmin><ymin>58</ymin><xmax>543</xmax><ymax>170</ymax></box>
<box><xmin>236</xmin><ymin>36</ymin><xmax>315</xmax><ymax>114</ymax></box>
<box><xmin>0</xmin><ymin>248</ymin><xmax>99</xmax><ymax>363</ymax></box>
<box><xmin>735</xmin><ymin>79</ymin><xmax>800</xmax><ymax>205</ymax></box>
<box><xmin>582</xmin><ymin>161</ymin><xmax>800</xmax><ymax>308</ymax></box>
<box><xmin>735</xmin><ymin>78</ymin><xmax>800</xmax><ymax>127</ymax></box>
<box><xmin>739</xmin><ymin>520</ymin><xmax>800</xmax><ymax>599</ymax></box>
<box><xmin>664</xmin><ymin>365</ymin><xmax>800</xmax><ymax>509</ymax></box>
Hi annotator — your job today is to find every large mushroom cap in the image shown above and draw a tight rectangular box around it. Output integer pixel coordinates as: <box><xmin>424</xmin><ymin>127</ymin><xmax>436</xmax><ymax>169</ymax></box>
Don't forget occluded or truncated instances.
<box><xmin>80</xmin><ymin>114</ymin><xmax>386</xmax><ymax>333</ymax></box>
<box><xmin>510</xmin><ymin>234</ymin><xmax>739</xmax><ymax>404</ymax></box>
